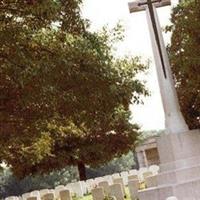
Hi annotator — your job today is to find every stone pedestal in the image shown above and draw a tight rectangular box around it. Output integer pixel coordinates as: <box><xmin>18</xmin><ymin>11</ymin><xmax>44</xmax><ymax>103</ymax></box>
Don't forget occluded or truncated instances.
<box><xmin>138</xmin><ymin>129</ymin><xmax>200</xmax><ymax>200</ymax></box>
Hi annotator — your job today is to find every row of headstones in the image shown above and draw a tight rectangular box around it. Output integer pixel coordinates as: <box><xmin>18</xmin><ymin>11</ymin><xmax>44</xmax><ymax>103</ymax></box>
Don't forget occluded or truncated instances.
<box><xmin>4</xmin><ymin>188</ymin><xmax>72</xmax><ymax>200</ymax></box>
<box><xmin>92</xmin><ymin>182</ymin><xmax>178</xmax><ymax>200</ymax></box>
<box><xmin>5</xmin><ymin>165</ymin><xmax>160</xmax><ymax>200</ymax></box>
<box><xmin>90</xmin><ymin>165</ymin><xmax>161</xmax><ymax>200</ymax></box>
<box><xmin>4</xmin><ymin>190</ymin><xmax>178</xmax><ymax>200</ymax></box>
<box><xmin>91</xmin><ymin>168</ymin><xmax>158</xmax><ymax>200</ymax></box>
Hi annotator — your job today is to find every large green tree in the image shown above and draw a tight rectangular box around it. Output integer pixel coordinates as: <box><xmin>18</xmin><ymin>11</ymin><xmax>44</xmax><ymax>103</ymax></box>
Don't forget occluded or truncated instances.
<box><xmin>167</xmin><ymin>0</ymin><xmax>200</xmax><ymax>129</ymax></box>
<box><xmin>0</xmin><ymin>0</ymin><xmax>148</xmax><ymax>180</ymax></box>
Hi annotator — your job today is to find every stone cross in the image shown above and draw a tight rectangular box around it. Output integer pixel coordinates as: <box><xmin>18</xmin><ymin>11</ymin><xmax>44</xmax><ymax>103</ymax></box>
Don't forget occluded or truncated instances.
<box><xmin>128</xmin><ymin>0</ymin><xmax>188</xmax><ymax>134</ymax></box>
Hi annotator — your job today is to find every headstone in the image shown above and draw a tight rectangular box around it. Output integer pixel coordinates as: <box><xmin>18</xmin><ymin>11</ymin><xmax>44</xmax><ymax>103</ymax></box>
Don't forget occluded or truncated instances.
<box><xmin>80</xmin><ymin>181</ymin><xmax>87</xmax><ymax>194</ymax></box>
<box><xmin>30</xmin><ymin>191</ymin><xmax>40</xmax><ymax>198</ymax></box>
<box><xmin>22</xmin><ymin>193</ymin><xmax>31</xmax><ymax>200</ymax></box>
<box><xmin>145</xmin><ymin>175</ymin><xmax>158</xmax><ymax>188</ymax></box>
<box><xmin>68</xmin><ymin>182</ymin><xmax>84</xmax><ymax>197</ymax></box>
<box><xmin>138</xmin><ymin>168</ymin><xmax>148</xmax><ymax>181</ymax></box>
<box><xmin>113</xmin><ymin>178</ymin><xmax>125</xmax><ymax>196</ymax></box>
<box><xmin>128</xmin><ymin>174</ymin><xmax>138</xmax><ymax>181</ymax></box>
<box><xmin>112</xmin><ymin>173</ymin><xmax>120</xmax><ymax>180</ymax></box>
<box><xmin>139</xmin><ymin>167</ymin><xmax>148</xmax><ymax>173</ymax></box>
<box><xmin>128</xmin><ymin>179</ymin><xmax>139</xmax><ymax>200</ymax></box>
<box><xmin>85</xmin><ymin>179</ymin><xmax>96</xmax><ymax>193</ymax></box>
<box><xmin>120</xmin><ymin>171</ymin><xmax>129</xmax><ymax>186</ymax></box>
<box><xmin>109</xmin><ymin>184</ymin><xmax>124</xmax><ymax>200</ymax></box>
<box><xmin>39</xmin><ymin>189</ymin><xmax>49</xmax><ymax>197</ymax></box>
<box><xmin>91</xmin><ymin>187</ymin><xmax>105</xmax><ymax>200</ymax></box>
<box><xmin>41</xmin><ymin>192</ymin><xmax>55</xmax><ymax>200</ymax></box>
<box><xmin>103</xmin><ymin>175</ymin><xmax>113</xmax><ymax>185</ymax></box>
<box><xmin>98</xmin><ymin>181</ymin><xmax>110</xmax><ymax>195</ymax></box>
<box><xmin>129</xmin><ymin>169</ymin><xmax>138</xmax><ymax>175</ymax></box>
<box><xmin>49</xmin><ymin>190</ymin><xmax>55</xmax><ymax>194</ymax></box>
<box><xmin>149</xmin><ymin>165</ymin><xmax>160</xmax><ymax>175</ymax></box>
<box><xmin>59</xmin><ymin>189</ymin><xmax>72</xmax><ymax>200</ymax></box>
<box><xmin>65</xmin><ymin>183</ymin><xmax>73</xmax><ymax>194</ymax></box>
<box><xmin>94</xmin><ymin>177</ymin><xmax>104</xmax><ymax>185</ymax></box>
<box><xmin>143</xmin><ymin>171</ymin><xmax>153</xmax><ymax>179</ymax></box>
<box><xmin>55</xmin><ymin>185</ymin><xmax>65</xmax><ymax>198</ymax></box>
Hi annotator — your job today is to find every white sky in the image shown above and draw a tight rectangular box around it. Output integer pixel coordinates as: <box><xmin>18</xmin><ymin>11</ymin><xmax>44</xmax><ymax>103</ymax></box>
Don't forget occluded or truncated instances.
<box><xmin>81</xmin><ymin>0</ymin><xmax>178</xmax><ymax>131</ymax></box>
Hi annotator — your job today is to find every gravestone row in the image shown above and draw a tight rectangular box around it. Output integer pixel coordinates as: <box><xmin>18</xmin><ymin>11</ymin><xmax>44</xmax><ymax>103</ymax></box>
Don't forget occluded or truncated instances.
<box><xmin>5</xmin><ymin>165</ymin><xmax>160</xmax><ymax>200</ymax></box>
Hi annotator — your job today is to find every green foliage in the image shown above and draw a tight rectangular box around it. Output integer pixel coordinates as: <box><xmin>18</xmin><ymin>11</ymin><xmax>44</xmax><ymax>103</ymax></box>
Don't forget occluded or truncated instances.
<box><xmin>0</xmin><ymin>166</ymin><xmax>78</xmax><ymax>198</ymax></box>
<box><xmin>166</xmin><ymin>0</ymin><xmax>200</xmax><ymax>129</ymax></box>
<box><xmin>0</xmin><ymin>0</ymin><xmax>149</xmax><ymax>178</ymax></box>
<box><xmin>86</xmin><ymin>151</ymin><xmax>135</xmax><ymax>178</ymax></box>
<box><xmin>0</xmin><ymin>151</ymin><xmax>133</xmax><ymax>198</ymax></box>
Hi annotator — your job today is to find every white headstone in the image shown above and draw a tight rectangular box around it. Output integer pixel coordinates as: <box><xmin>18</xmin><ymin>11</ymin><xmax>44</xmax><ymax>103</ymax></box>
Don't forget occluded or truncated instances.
<box><xmin>138</xmin><ymin>168</ymin><xmax>148</xmax><ymax>181</ymax></box>
<box><xmin>94</xmin><ymin>177</ymin><xmax>104</xmax><ymax>185</ymax></box>
<box><xmin>113</xmin><ymin>178</ymin><xmax>125</xmax><ymax>196</ymax></box>
<box><xmin>120</xmin><ymin>171</ymin><xmax>129</xmax><ymax>186</ymax></box>
<box><xmin>85</xmin><ymin>179</ymin><xmax>96</xmax><ymax>193</ymax></box>
<box><xmin>109</xmin><ymin>184</ymin><xmax>124</xmax><ymax>200</ymax></box>
<box><xmin>80</xmin><ymin>181</ymin><xmax>87</xmax><ymax>194</ymax></box>
<box><xmin>103</xmin><ymin>175</ymin><xmax>113</xmax><ymax>185</ymax></box>
<box><xmin>98</xmin><ymin>181</ymin><xmax>110</xmax><ymax>195</ymax></box>
<box><xmin>112</xmin><ymin>173</ymin><xmax>120</xmax><ymax>180</ymax></box>
<box><xmin>128</xmin><ymin>179</ymin><xmax>139</xmax><ymax>200</ymax></box>
<box><xmin>59</xmin><ymin>189</ymin><xmax>72</xmax><ymax>200</ymax></box>
<box><xmin>149</xmin><ymin>165</ymin><xmax>160</xmax><ymax>175</ymax></box>
<box><xmin>39</xmin><ymin>189</ymin><xmax>49</xmax><ymax>197</ymax></box>
<box><xmin>68</xmin><ymin>182</ymin><xmax>84</xmax><ymax>197</ymax></box>
<box><xmin>145</xmin><ymin>175</ymin><xmax>158</xmax><ymax>188</ymax></box>
<box><xmin>143</xmin><ymin>171</ymin><xmax>153</xmax><ymax>179</ymax></box>
<box><xmin>129</xmin><ymin>169</ymin><xmax>138</xmax><ymax>175</ymax></box>
<box><xmin>128</xmin><ymin>174</ymin><xmax>138</xmax><ymax>181</ymax></box>
<box><xmin>41</xmin><ymin>192</ymin><xmax>55</xmax><ymax>200</ymax></box>
<box><xmin>91</xmin><ymin>187</ymin><xmax>105</xmax><ymax>200</ymax></box>
<box><xmin>22</xmin><ymin>193</ymin><xmax>31</xmax><ymax>200</ymax></box>
<box><xmin>55</xmin><ymin>185</ymin><xmax>65</xmax><ymax>198</ymax></box>
<box><xmin>30</xmin><ymin>191</ymin><xmax>40</xmax><ymax>198</ymax></box>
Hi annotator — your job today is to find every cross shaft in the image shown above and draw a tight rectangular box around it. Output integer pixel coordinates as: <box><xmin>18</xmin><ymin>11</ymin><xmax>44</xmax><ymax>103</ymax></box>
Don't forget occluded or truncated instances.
<box><xmin>128</xmin><ymin>0</ymin><xmax>171</xmax><ymax>79</ymax></box>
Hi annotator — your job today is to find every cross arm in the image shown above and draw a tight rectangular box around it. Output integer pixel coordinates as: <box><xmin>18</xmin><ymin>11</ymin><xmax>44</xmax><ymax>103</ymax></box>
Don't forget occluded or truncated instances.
<box><xmin>128</xmin><ymin>0</ymin><xmax>171</xmax><ymax>13</ymax></box>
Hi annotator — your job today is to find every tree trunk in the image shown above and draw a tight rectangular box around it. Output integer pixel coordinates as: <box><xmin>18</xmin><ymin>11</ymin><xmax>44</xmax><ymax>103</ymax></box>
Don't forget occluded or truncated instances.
<box><xmin>77</xmin><ymin>161</ymin><xmax>87</xmax><ymax>181</ymax></box>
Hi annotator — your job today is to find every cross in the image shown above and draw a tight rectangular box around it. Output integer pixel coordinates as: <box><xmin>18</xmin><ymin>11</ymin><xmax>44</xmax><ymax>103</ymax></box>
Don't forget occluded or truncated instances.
<box><xmin>128</xmin><ymin>0</ymin><xmax>171</xmax><ymax>79</ymax></box>
<box><xmin>128</xmin><ymin>0</ymin><xmax>189</xmax><ymax>133</ymax></box>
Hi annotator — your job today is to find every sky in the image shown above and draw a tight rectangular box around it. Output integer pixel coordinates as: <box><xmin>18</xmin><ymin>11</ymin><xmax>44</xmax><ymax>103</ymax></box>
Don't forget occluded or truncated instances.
<box><xmin>81</xmin><ymin>0</ymin><xmax>179</xmax><ymax>131</ymax></box>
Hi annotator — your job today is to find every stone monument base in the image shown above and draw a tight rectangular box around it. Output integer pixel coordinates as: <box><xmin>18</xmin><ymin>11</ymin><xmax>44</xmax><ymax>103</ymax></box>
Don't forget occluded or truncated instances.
<box><xmin>138</xmin><ymin>129</ymin><xmax>200</xmax><ymax>200</ymax></box>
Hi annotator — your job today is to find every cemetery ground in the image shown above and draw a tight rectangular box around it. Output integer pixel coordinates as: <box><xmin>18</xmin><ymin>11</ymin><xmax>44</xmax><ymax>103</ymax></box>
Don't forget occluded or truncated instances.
<box><xmin>74</xmin><ymin>187</ymin><xmax>132</xmax><ymax>200</ymax></box>
<box><xmin>3</xmin><ymin>166</ymin><xmax>157</xmax><ymax>200</ymax></box>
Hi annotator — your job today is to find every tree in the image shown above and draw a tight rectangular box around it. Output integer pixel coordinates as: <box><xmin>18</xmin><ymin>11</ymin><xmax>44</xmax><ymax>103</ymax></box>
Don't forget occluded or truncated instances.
<box><xmin>86</xmin><ymin>151</ymin><xmax>135</xmax><ymax>178</ymax></box>
<box><xmin>0</xmin><ymin>166</ymin><xmax>78</xmax><ymax>198</ymax></box>
<box><xmin>166</xmin><ymin>0</ymin><xmax>200</xmax><ymax>129</ymax></box>
<box><xmin>0</xmin><ymin>1</ymin><xmax>149</xmax><ymax>180</ymax></box>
